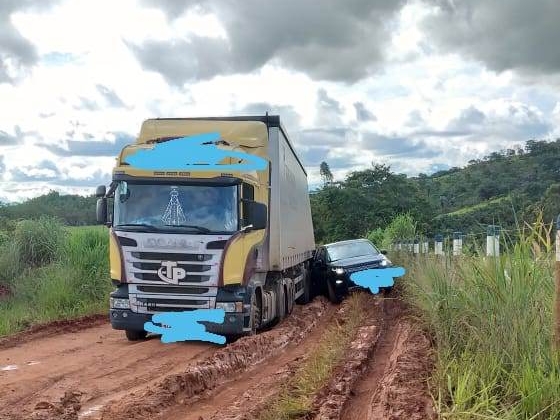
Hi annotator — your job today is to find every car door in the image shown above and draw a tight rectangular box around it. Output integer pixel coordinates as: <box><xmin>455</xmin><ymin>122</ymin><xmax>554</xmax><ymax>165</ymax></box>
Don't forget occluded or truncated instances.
<box><xmin>311</xmin><ymin>247</ymin><xmax>328</xmax><ymax>293</ymax></box>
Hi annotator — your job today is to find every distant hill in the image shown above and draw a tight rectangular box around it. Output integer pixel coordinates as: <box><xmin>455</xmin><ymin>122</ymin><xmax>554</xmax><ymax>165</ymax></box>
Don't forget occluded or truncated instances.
<box><xmin>419</xmin><ymin>139</ymin><xmax>560</xmax><ymax>233</ymax></box>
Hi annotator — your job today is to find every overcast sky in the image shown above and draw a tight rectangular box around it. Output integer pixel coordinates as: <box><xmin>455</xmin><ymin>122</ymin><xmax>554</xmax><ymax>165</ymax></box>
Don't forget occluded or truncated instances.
<box><xmin>1</xmin><ymin>0</ymin><xmax>559</xmax><ymax>202</ymax></box>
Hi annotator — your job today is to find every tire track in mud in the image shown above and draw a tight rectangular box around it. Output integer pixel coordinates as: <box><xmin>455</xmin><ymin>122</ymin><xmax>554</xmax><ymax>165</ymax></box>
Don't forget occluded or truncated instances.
<box><xmin>0</xmin><ymin>318</ymin><xmax>219</xmax><ymax>420</ymax></box>
<box><xmin>93</xmin><ymin>297</ymin><xmax>333</xmax><ymax>420</ymax></box>
<box><xmin>314</xmin><ymin>294</ymin><xmax>436</xmax><ymax>420</ymax></box>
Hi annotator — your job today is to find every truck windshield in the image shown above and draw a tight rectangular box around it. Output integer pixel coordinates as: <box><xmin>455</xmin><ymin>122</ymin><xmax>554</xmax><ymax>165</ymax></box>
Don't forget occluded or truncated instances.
<box><xmin>113</xmin><ymin>182</ymin><xmax>238</xmax><ymax>233</ymax></box>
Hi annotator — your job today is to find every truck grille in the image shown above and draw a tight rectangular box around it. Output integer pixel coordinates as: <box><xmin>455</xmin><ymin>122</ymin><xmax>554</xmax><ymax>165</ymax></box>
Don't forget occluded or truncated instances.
<box><xmin>130</xmin><ymin>294</ymin><xmax>214</xmax><ymax>314</ymax></box>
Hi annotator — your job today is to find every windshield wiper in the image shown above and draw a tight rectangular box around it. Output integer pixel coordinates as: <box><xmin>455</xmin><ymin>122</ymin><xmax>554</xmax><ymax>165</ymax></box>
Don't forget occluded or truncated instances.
<box><xmin>114</xmin><ymin>223</ymin><xmax>162</xmax><ymax>231</ymax></box>
<box><xmin>164</xmin><ymin>224</ymin><xmax>212</xmax><ymax>233</ymax></box>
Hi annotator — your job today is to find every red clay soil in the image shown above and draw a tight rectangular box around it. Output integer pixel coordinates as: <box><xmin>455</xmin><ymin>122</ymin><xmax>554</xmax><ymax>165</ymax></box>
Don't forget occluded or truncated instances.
<box><xmin>96</xmin><ymin>297</ymin><xmax>332</xmax><ymax>420</ymax></box>
<box><xmin>338</xmin><ymin>298</ymin><xmax>436</xmax><ymax>420</ymax></box>
<box><xmin>0</xmin><ymin>313</ymin><xmax>108</xmax><ymax>349</ymax></box>
<box><xmin>0</xmin><ymin>318</ymin><xmax>218</xmax><ymax>420</ymax></box>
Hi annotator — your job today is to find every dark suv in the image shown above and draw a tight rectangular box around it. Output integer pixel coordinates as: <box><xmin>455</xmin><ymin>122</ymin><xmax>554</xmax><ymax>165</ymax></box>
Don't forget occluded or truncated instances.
<box><xmin>311</xmin><ymin>238</ymin><xmax>392</xmax><ymax>303</ymax></box>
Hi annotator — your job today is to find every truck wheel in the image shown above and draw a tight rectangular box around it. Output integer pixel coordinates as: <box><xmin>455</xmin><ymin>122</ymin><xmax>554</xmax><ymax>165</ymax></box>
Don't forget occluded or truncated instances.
<box><xmin>125</xmin><ymin>329</ymin><xmax>147</xmax><ymax>341</ymax></box>
<box><xmin>295</xmin><ymin>269</ymin><xmax>311</xmax><ymax>305</ymax></box>
<box><xmin>327</xmin><ymin>281</ymin><xmax>342</xmax><ymax>304</ymax></box>
<box><xmin>249</xmin><ymin>291</ymin><xmax>262</xmax><ymax>335</ymax></box>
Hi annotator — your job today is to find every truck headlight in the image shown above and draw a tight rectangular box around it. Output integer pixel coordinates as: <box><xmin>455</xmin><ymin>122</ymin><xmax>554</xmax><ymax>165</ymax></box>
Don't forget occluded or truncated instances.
<box><xmin>110</xmin><ymin>297</ymin><xmax>130</xmax><ymax>309</ymax></box>
<box><xmin>333</xmin><ymin>267</ymin><xmax>345</xmax><ymax>275</ymax></box>
<box><xmin>215</xmin><ymin>302</ymin><xmax>243</xmax><ymax>312</ymax></box>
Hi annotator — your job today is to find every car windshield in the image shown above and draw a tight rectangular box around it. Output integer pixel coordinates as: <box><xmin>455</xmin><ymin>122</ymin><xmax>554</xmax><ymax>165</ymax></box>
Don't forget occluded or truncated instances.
<box><xmin>113</xmin><ymin>182</ymin><xmax>238</xmax><ymax>233</ymax></box>
<box><xmin>326</xmin><ymin>241</ymin><xmax>379</xmax><ymax>262</ymax></box>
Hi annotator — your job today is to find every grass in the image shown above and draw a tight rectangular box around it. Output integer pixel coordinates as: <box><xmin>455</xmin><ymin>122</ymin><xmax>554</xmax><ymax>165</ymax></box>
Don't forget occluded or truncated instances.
<box><xmin>0</xmin><ymin>220</ymin><xmax>111</xmax><ymax>336</ymax></box>
<box><xmin>258</xmin><ymin>292</ymin><xmax>369</xmax><ymax>420</ymax></box>
<box><xmin>438</xmin><ymin>196</ymin><xmax>509</xmax><ymax>218</ymax></box>
<box><xmin>394</xmin><ymin>218</ymin><xmax>560</xmax><ymax>419</ymax></box>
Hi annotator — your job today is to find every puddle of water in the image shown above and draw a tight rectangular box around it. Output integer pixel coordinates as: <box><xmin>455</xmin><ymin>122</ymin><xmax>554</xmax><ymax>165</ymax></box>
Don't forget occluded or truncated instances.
<box><xmin>1</xmin><ymin>365</ymin><xmax>18</xmax><ymax>371</ymax></box>
<box><xmin>79</xmin><ymin>405</ymin><xmax>102</xmax><ymax>418</ymax></box>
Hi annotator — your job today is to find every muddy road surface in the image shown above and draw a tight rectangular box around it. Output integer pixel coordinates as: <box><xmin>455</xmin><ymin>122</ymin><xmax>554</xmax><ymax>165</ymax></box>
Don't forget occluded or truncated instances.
<box><xmin>0</xmin><ymin>318</ymin><xmax>218</xmax><ymax>420</ymax></box>
<box><xmin>0</xmin><ymin>293</ymin><xmax>435</xmax><ymax>420</ymax></box>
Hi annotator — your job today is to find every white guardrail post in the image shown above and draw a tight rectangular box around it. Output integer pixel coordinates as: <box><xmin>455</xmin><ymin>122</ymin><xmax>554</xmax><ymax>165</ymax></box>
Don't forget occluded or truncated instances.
<box><xmin>435</xmin><ymin>234</ymin><xmax>444</xmax><ymax>256</ymax></box>
<box><xmin>453</xmin><ymin>231</ymin><xmax>462</xmax><ymax>256</ymax></box>
<box><xmin>486</xmin><ymin>225</ymin><xmax>500</xmax><ymax>257</ymax></box>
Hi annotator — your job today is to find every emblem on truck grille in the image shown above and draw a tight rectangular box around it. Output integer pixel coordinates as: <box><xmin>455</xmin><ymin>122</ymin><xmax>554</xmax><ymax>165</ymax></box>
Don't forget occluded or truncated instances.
<box><xmin>157</xmin><ymin>261</ymin><xmax>187</xmax><ymax>284</ymax></box>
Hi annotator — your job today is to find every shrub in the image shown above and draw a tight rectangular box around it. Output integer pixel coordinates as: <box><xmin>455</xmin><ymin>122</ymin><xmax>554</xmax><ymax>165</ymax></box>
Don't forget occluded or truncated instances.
<box><xmin>13</xmin><ymin>217</ymin><xmax>67</xmax><ymax>267</ymax></box>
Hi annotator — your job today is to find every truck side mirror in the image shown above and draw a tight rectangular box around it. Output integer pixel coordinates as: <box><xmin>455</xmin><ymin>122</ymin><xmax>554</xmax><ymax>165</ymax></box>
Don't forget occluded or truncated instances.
<box><xmin>380</xmin><ymin>249</ymin><xmax>388</xmax><ymax>255</ymax></box>
<box><xmin>96</xmin><ymin>185</ymin><xmax>106</xmax><ymax>198</ymax></box>
<box><xmin>244</xmin><ymin>201</ymin><xmax>267</xmax><ymax>230</ymax></box>
<box><xmin>96</xmin><ymin>198</ymin><xmax>108</xmax><ymax>225</ymax></box>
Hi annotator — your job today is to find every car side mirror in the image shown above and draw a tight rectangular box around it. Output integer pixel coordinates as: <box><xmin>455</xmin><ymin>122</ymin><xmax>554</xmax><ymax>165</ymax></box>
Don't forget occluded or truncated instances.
<box><xmin>96</xmin><ymin>185</ymin><xmax>106</xmax><ymax>198</ymax></box>
<box><xmin>380</xmin><ymin>249</ymin><xmax>388</xmax><ymax>255</ymax></box>
<box><xmin>244</xmin><ymin>201</ymin><xmax>267</xmax><ymax>230</ymax></box>
<box><xmin>96</xmin><ymin>198</ymin><xmax>108</xmax><ymax>225</ymax></box>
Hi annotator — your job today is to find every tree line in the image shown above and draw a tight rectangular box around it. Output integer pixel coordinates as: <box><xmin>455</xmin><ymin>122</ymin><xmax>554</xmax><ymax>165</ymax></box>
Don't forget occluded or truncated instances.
<box><xmin>0</xmin><ymin>138</ymin><xmax>558</xmax><ymax>244</ymax></box>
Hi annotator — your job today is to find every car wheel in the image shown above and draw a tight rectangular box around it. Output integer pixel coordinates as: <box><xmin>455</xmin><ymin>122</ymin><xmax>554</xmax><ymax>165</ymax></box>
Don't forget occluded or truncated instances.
<box><xmin>327</xmin><ymin>280</ymin><xmax>342</xmax><ymax>304</ymax></box>
<box><xmin>125</xmin><ymin>329</ymin><xmax>147</xmax><ymax>341</ymax></box>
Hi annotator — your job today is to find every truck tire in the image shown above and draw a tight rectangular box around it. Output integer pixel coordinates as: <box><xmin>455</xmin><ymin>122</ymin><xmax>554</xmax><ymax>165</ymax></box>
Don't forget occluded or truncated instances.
<box><xmin>249</xmin><ymin>290</ymin><xmax>262</xmax><ymax>335</ymax></box>
<box><xmin>327</xmin><ymin>281</ymin><xmax>342</xmax><ymax>304</ymax></box>
<box><xmin>125</xmin><ymin>329</ymin><xmax>147</xmax><ymax>341</ymax></box>
<box><xmin>295</xmin><ymin>269</ymin><xmax>312</xmax><ymax>305</ymax></box>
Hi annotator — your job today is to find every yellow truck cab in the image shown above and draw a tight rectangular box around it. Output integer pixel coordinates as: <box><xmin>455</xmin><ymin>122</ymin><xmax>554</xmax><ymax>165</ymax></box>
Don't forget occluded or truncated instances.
<box><xmin>95</xmin><ymin>115</ymin><xmax>316</xmax><ymax>341</ymax></box>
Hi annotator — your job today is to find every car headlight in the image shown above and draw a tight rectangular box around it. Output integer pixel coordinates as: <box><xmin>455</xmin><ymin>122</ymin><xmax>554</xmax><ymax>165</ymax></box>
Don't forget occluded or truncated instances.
<box><xmin>380</xmin><ymin>258</ymin><xmax>392</xmax><ymax>267</ymax></box>
<box><xmin>333</xmin><ymin>267</ymin><xmax>345</xmax><ymax>275</ymax></box>
<box><xmin>216</xmin><ymin>302</ymin><xmax>242</xmax><ymax>312</ymax></box>
<box><xmin>110</xmin><ymin>297</ymin><xmax>130</xmax><ymax>309</ymax></box>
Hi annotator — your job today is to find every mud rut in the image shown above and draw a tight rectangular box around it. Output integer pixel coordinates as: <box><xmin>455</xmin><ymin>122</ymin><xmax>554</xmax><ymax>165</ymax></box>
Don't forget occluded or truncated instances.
<box><xmin>0</xmin><ymin>293</ymin><xmax>434</xmax><ymax>420</ymax></box>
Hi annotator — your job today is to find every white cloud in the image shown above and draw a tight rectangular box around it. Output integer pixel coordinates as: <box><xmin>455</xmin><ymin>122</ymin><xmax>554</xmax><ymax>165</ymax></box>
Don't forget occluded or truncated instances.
<box><xmin>1</xmin><ymin>0</ymin><xmax>559</xmax><ymax>203</ymax></box>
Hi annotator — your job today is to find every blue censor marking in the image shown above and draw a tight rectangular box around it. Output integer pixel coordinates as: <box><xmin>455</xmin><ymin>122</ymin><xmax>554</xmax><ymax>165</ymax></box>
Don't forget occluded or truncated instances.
<box><xmin>349</xmin><ymin>267</ymin><xmax>406</xmax><ymax>294</ymax></box>
<box><xmin>144</xmin><ymin>309</ymin><xmax>226</xmax><ymax>345</ymax></box>
<box><xmin>124</xmin><ymin>132</ymin><xmax>268</xmax><ymax>171</ymax></box>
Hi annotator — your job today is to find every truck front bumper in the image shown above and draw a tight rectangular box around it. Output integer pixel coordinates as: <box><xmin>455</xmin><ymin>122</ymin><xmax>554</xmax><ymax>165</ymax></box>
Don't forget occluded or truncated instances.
<box><xmin>109</xmin><ymin>308</ymin><xmax>248</xmax><ymax>336</ymax></box>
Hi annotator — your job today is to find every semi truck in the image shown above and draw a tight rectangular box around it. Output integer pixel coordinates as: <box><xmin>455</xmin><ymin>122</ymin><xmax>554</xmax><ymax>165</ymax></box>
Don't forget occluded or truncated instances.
<box><xmin>95</xmin><ymin>115</ymin><xmax>316</xmax><ymax>341</ymax></box>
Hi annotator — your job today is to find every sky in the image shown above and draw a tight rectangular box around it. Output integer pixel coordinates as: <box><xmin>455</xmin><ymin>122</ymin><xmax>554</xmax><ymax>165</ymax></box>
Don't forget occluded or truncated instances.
<box><xmin>0</xmin><ymin>0</ymin><xmax>559</xmax><ymax>202</ymax></box>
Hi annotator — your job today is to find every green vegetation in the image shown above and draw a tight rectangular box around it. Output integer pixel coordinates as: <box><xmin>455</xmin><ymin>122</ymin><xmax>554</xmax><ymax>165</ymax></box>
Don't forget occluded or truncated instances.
<box><xmin>0</xmin><ymin>218</ymin><xmax>110</xmax><ymax>336</ymax></box>
<box><xmin>259</xmin><ymin>293</ymin><xmax>368</xmax><ymax>420</ymax></box>
<box><xmin>393</xmin><ymin>217</ymin><xmax>560</xmax><ymax>419</ymax></box>
<box><xmin>311</xmin><ymin>139</ymin><xmax>560</xmax><ymax>244</ymax></box>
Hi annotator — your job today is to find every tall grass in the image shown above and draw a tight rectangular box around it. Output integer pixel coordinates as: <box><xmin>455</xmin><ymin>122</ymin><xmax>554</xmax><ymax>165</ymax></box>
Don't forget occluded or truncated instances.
<box><xmin>398</xmin><ymin>219</ymin><xmax>560</xmax><ymax>419</ymax></box>
<box><xmin>0</xmin><ymin>220</ymin><xmax>111</xmax><ymax>336</ymax></box>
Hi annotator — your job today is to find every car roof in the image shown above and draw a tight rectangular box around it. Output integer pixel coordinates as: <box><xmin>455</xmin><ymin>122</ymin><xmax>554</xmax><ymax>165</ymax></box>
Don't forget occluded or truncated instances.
<box><xmin>323</xmin><ymin>238</ymin><xmax>371</xmax><ymax>248</ymax></box>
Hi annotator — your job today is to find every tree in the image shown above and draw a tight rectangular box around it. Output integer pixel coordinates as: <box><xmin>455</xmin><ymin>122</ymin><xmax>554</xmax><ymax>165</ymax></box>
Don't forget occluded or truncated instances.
<box><xmin>319</xmin><ymin>161</ymin><xmax>333</xmax><ymax>185</ymax></box>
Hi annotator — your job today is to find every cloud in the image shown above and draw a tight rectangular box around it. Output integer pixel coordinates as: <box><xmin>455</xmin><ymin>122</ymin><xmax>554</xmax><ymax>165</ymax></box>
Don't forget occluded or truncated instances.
<box><xmin>296</xmin><ymin>128</ymin><xmax>352</xmax><ymax>147</ymax></box>
<box><xmin>96</xmin><ymin>84</ymin><xmax>126</xmax><ymax>108</ymax></box>
<box><xmin>354</xmin><ymin>102</ymin><xmax>376</xmax><ymax>122</ymax></box>
<box><xmin>133</xmin><ymin>0</ymin><xmax>407</xmax><ymax>83</ymax></box>
<box><xmin>0</xmin><ymin>130</ymin><xmax>22</xmax><ymax>146</ymax></box>
<box><xmin>0</xmin><ymin>156</ymin><xmax>5</xmax><ymax>176</ymax></box>
<box><xmin>74</xmin><ymin>97</ymin><xmax>100</xmax><ymax>111</ymax></box>
<box><xmin>445</xmin><ymin>102</ymin><xmax>552</xmax><ymax>141</ymax></box>
<box><xmin>237</xmin><ymin>102</ymin><xmax>302</xmax><ymax>132</ymax></box>
<box><xmin>361</xmin><ymin>132</ymin><xmax>442</xmax><ymax>159</ymax></box>
<box><xmin>9</xmin><ymin>159</ymin><xmax>60</xmax><ymax>182</ymax></box>
<box><xmin>39</xmin><ymin>133</ymin><xmax>135</xmax><ymax>157</ymax></box>
<box><xmin>421</xmin><ymin>0</ymin><xmax>560</xmax><ymax>78</ymax></box>
<box><xmin>0</xmin><ymin>0</ymin><xmax>60</xmax><ymax>83</ymax></box>
<box><xmin>315</xmin><ymin>89</ymin><xmax>344</xmax><ymax>126</ymax></box>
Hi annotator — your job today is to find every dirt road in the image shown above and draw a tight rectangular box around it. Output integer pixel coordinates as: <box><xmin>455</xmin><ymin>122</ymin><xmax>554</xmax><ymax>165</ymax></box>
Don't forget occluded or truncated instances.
<box><xmin>0</xmin><ymin>293</ymin><xmax>435</xmax><ymax>420</ymax></box>
<box><xmin>0</xmin><ymin>318</ymin><xmax>218</xmax><ymax>420</ymax></box>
